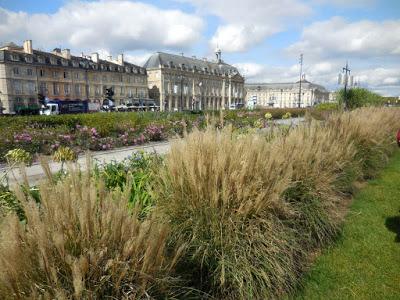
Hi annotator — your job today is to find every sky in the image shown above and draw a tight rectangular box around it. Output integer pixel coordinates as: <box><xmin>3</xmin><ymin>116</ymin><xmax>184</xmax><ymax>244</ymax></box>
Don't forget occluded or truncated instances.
<box><xmin>0</xmin><ymin>0</ymin><xmax>399</xmax><ymax>95</ymax></box>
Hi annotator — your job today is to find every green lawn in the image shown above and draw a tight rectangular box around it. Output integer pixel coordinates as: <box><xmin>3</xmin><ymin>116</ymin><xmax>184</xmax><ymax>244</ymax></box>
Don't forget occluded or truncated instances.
<box><xmin>292</xmin><ymin>150</ymin><xmax>400</xmax><ymax>300</ymax></box>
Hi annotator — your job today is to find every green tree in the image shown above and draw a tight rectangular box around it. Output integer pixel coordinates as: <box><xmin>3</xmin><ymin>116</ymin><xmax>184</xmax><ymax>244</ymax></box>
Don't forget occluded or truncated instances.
<box><xmin>337</xmin><ymin>87</ymin><xmax>384</xmax><ymax>109</ymax></box>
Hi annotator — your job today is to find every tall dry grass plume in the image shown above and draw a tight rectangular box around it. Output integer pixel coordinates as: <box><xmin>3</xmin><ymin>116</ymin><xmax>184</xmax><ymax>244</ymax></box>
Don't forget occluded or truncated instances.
<box><xmin>156</xmin><ymin>107</ymin><xmax>400</xmax><ymax>299</ymax></box>
<box><xmin>0</xmin><ymin>161</ymin><xmax>184</xmax><ymax>299</ymax></box>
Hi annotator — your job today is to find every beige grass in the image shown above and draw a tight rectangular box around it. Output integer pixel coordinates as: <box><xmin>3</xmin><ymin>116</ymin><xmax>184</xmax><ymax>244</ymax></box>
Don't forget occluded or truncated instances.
<box><xmin>156</xmin><ymin>107</ymin><xmax>400</xmax><ymax>299</ymax></box>
<box><xmin>0</xmin><ymin>163</ymin><xmax>184</xmax><ymax>299</ymax></box>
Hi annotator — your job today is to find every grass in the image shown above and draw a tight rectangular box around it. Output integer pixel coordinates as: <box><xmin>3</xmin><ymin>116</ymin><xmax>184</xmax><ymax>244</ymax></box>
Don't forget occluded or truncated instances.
<box><xmin>292</xmin><ymin>150</ymin><xmax>400</xmax><ymax>300</ymax></box>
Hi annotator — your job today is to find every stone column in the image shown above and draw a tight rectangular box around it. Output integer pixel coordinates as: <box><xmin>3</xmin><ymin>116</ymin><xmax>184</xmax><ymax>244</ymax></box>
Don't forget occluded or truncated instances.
<box><xmin>228</xmin><ymin>77</ymin><xmax>232</xmax><ymax>108</ymax></box>
<box><xmin>221</xmin><ymin>79</ymin><xmax>226</xmax><ymax>109</ymax></box>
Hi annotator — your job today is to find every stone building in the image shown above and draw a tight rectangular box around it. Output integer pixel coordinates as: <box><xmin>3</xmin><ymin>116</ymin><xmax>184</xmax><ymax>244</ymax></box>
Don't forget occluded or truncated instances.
<box><xmin>144</xmin><ymin>49</ymin><xmax>245</xmax><ymax>111</ymax></box>
<box><xmin>245</xmin><ymin>79</ymin><xmax>330</xmax><ymax>108</ymax></box>
<box><xmin>0</xmin><ymin>40</ymin><xmax>148</xmax><ymax>114</ymax></box>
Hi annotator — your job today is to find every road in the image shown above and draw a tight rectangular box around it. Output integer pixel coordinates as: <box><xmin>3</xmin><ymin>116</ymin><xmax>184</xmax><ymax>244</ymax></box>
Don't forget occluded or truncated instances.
<box><xmin>0</xmin><ymin>117</ymin><xmax>305</xmax><ymax>186</ymax></box>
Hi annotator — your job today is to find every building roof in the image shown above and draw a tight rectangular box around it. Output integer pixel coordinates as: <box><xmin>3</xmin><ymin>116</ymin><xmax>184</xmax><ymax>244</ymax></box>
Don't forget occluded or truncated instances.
<box><xmin>246</xmin><ymin>80</ymin><xmax>328</xmax><ymax>92</ymax></box>
<box><xmin>0</xmin><ymin>43</ymin><xmax>147</xmax><ymax>75</ymax></box>
<box><xmin>143</xmin><ymin>51</ymin><xmax>241</xmax><ymax>76</ymax></box>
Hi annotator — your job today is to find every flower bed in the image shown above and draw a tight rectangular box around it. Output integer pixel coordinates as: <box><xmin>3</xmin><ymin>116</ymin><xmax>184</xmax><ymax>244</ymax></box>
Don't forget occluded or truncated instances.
<box><xmin>0</xmin><ymin>109</ymin><xmax>306</xmax><ymax>162</ymax></box>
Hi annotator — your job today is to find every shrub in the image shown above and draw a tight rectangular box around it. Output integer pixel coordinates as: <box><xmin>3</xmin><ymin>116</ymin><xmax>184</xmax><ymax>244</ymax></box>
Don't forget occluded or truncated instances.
<box><xmin>155</xmin><ymin>107</ymin><xmax>400</xmax><ymax>299</ymax></box>
<box><xmin>94</xmin><ymin>152</ymin><xmax>161</xmax><ymax>215</ymax></box>
<box><xmin>0</xmin><ymin>166</ymin><xmax>184</xmax><ymax>299</ymax></box>
<box><xmin>282</xmin><ymin>112</ymin><xmax>292</xmax><ymax>119</ymax></box>
<box><xmin>314</xmin><ymin>102</ymin><xmax>339</xmax><ymax>111</ymax></box>
<box><xmin>52</xmin><ymin>146</ymin><xmax>77</xmax><ymax>163</ymax></box>
<box><xmin>337</xmin><ymin>87</ymin><xmax>384</xmax><ymax>109</ymax></box>
<box><xmin>5</xmin><ymin>148</ymin><xmax>33</xmax><ymax>166</ymax></box>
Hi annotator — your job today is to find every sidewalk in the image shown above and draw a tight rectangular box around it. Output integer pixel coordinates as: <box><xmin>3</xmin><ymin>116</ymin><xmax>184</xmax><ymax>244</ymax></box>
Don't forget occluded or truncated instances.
<box><xmin>1</xmin><ymin>141</ymin><xmax>171</xmax><ymax>186</ymax></box>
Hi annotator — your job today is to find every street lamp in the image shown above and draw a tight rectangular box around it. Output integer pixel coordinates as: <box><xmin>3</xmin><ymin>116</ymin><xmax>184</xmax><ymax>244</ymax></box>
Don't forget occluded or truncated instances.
<box><xmin>338</xmin><ymin>61</ymin><xmax>352</xmax><ymax>110</ymax></box>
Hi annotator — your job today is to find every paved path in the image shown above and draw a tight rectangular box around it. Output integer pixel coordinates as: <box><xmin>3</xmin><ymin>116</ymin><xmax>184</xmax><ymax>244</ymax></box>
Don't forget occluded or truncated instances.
<box><xmin>0</xmin><ymin>117</ymin><xmax>305</xmax><ymax>186</ymax></box>
<box><xmin>1</xmin><ymin>141</ymin><xmax>171</xmax><ymax>186</ymax></box>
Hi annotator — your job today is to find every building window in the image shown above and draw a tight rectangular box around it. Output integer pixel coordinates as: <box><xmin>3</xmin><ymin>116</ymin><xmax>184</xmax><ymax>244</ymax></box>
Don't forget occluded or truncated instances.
<box><xmin>39</xmin><ymin>82</ymin><xmax>47</xmax><ymax>94</ymax></box>
<box><xmin>64</xmin><ymin>84</ymin><xmax>70</xmax><ymax>95</ymax></box>
<box><xmin>53</xmin><ymin>83</ymin><xmax>60</xmax><ymax>95</ymax></box>
<box><xmin>13</xmin><ymin>67</ymin><xmax>19</xmax><ymax>75</ymax></box>
<box><xmin>75</xmin><ymin>73</ymin><xmax>79</xmax><ymax>79</ymax></box>
<box><xmin>74</xmin><ymin>84</ymin><xmax>81</xmax><ymax>96</ymax></box>
<box><xmin>15</xmin><ymin>97</ymin><xmax>23</xmax><ymax>105</ymax></box>
<box><xmin>14</xmin><ymin>81</ymin><xmax>22</xmax><ymax>94</ymax></box>
<box><xmin>63</xmin><ymin>71</ymin><xmax>69</xmax><ymax>79</ymax></box>
<box><xmin>95</xmin><ymin>86</ymin><xmax>101</xmax><ymax>96</ymax></box>
<box><xmin>102</xmin><ymin>75</ymin><xmax>107</xmax><ymax>82</ymax></box>
<box><xmin>53</xmin><ymin>71</ymin><xmax>59</xmax><ymax>78</ymax></box>
<box><xmin>11</xmin><ymin>54</ymin><xmax>19</xmax><ymax>61</ymax></box>
<box><xmin>37</xmin><ymin>56</ymin><xmax>45</xmax><ymax>64</ymax></box>
<box><xmin>27</xmin><ymin>68</ymin><xmax>33</xmax><ymax>76</ymax></box>
<box><xmin>39</xmin><ymin>69</ymin><xmax>45</xmax><ymax>77</ymax></box>
<box><xmin>27</xmin><ymin>82</ymin><xmax>36</xmax><ymax>93</ymax></box>
<box><xmin>25</xmin><ymin>56</ymin><xmax>33</xmax><ymax>63</ymax></box>
<box><xmin>50</xmin><ymin>57</ymin><xmax>57</xmax><ymax>65</ymax></box>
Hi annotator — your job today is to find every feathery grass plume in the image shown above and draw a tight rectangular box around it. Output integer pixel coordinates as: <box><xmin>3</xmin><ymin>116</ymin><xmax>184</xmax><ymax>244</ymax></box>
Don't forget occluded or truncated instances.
<box><xmin>326</xmin><ymin>107</ymin><xmax>400</xmax><ymax>179</ymax></box>
<box><xmin>156</xmin><ymin>126</ymin><xmax>301</xmax><ymax>299</ymax></box>
<box><xmin>155</xmin><ymin>107</ymin><xmax>400</xmax><ymax>299</ymax></box>
<box><xmin>0</xmin><ymin>164</ymin><xmax>184</xmax><ymax>299</ymax></box>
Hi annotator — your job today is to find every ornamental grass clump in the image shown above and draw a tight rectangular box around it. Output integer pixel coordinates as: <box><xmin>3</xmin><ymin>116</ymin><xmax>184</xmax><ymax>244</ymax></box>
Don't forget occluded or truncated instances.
<box><xmin>156</xmin><ymin>126</ymin><xmax>300</xmax><ymax>299</ymax></box>
<box><xmin>0</xmin><ymin>163</ymin><xmax>184</xmax><ymax>299</ymax></box>
<box><xmin>156</xmin><ymin>107</ymin><xmax>400</xmax><ymax>299</ymax></box>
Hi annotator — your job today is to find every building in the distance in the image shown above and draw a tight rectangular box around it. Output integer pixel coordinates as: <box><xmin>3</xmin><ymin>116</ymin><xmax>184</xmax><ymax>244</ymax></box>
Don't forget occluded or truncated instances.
<box><xmin>0</xmin><ymin>40</ymin><xmax>148</xmax><ymax>114</ymax></box>
<box><xmin>144</xmin><ymin>49</ymin><xmax>245</xmax><ymax>111</ymax></box>
<box><xmin>245</xmin><ymin>79</ymin><xmax>330</xmax><ymax>108</ymax></box>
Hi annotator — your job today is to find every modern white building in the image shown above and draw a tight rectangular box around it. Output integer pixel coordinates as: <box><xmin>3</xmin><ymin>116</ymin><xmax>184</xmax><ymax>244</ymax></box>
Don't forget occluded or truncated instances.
<box><xmin>245</xmin><ymin>80</ymin><xmax>331</xmax><ymax>108</ymax></box>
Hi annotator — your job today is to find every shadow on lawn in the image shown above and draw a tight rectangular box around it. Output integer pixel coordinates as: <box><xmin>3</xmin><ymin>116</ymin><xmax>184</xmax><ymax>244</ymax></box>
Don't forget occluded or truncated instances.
<box><xmin>385</xmin><ymin>213</ymin><xmax>400</xmax><ymax>243</ymax></box>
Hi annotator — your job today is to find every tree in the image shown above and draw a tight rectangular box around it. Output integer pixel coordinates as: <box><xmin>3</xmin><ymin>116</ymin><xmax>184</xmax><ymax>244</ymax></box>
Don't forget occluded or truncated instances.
<box><xmin>337</xmin><ymin>87</ymin><xmax>384</xmax><ymax>109</ymax></box>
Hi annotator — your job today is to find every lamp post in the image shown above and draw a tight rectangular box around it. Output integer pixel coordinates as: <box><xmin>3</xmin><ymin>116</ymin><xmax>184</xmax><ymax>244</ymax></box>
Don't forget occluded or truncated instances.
<box><xmin>338</xmin><ymin>61</ymin><xmax>351</xmax><ymax>110</ymax></box>
<box><xmin>342</xmin><ymin>62</ymin><xmax>350</xmax><ymax>110</ymax></box>
<box><xmin>298</xmin><ymin>53</ymin><xmax>303</xmax><ymax>108</ymax></box>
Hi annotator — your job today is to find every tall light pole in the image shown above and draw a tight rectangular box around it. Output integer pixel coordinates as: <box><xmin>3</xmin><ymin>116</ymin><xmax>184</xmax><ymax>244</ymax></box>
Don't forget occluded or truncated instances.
<box><xmin>298</xmin><ymin>53</ymin><xmax>303</xmax><ymax>108</ymax></box>
<box><xmin>342</xmin><ymin>61</ymin><xmax>351</xmax><ymax>110</ymax></box>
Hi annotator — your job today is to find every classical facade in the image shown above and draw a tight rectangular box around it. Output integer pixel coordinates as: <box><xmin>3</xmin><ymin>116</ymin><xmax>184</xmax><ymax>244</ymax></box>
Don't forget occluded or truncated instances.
<box><xmin>144</xmin><ymin>50</ymin><xmax>245</xmax><ymax>111</ymax></box>
<box><xmin>245</xmin><ymin>80</ymin><xmax>330</xmax><ymax>108</ymax></box>
<box><xmin>0</xmin><ymin>40</ymin><xmax>148</xmax><ymax>113</ymax></box>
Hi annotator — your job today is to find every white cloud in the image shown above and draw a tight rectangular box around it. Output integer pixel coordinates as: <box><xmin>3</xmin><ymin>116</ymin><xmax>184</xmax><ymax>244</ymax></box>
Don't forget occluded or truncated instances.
<box><xmin>287</xmin><ymin>17</ymin><xmax>400</xmax><ymax>59</ymax></box>
<box><xmin>235</xmin><ymin>58</ymin><xmax>400</xmax><ymax>95</ymax></box>
<box><xmin>0</xmin><ymin>1</ymin><xmax>204</xmax><ymax>53</ymax></box>
<box><xmin>312</xmin><ymin>0</ymin><xmax>376</xmax><ymax>7</ymax></box>
<box><xmin>211</xmin><ymin>24</ymin><xmax>277</xmax><ymax>52</ymax></box>
<box><xmin>234</xmin><ymin>62</ymin><xmax>266</xmax><ymax>78</ymax></box>
<box><xmin>179</xmin><ymin>0</ymin><xmax>311</xmax><ymax>52</ymax></box>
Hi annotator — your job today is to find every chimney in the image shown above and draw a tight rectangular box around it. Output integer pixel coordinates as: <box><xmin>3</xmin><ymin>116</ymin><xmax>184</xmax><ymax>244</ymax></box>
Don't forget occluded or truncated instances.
<box><xmin>117</xmin><ymin>53</ymin><xmax>124</xmax><ymax>65</ymax></box>
<box><xmin>92</xmin><ymin>52</ymin><xmax>99</xmax><ymax>63</ymax></box>
<box><xmin>107</xmin><ymin>55</ymin><xmax>112</xmax><ymax>61</ymax></box>
<box><xmin>61</xmin><ymin>49</ymin><xmax>71</xmax><ymax>59</ymax></box>
<box><xmin>23</xmin><ymin>40</ymin><xmax>33</xmax><ymax>54</ymax></box>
